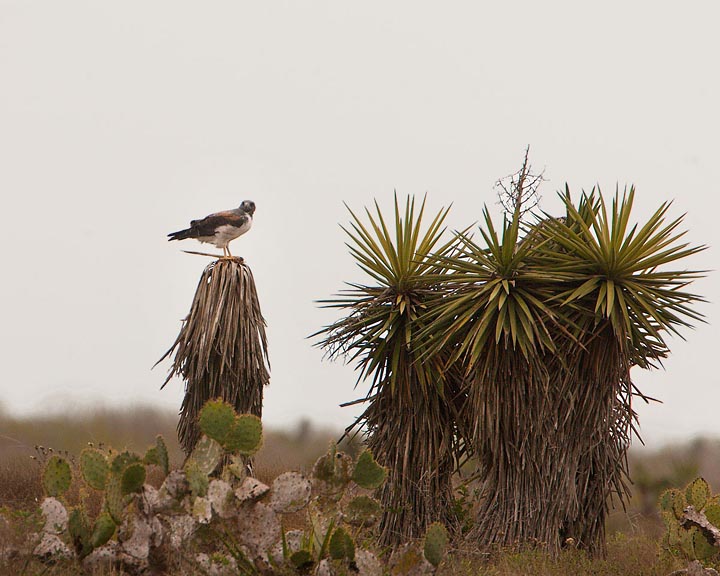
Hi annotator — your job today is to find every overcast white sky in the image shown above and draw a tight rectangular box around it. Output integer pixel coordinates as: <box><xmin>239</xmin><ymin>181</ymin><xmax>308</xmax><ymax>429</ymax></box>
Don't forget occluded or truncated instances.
<box><xmin>1</xmin><ymin>2</ymin><xmax>718</xmax><ymax>447</ymax></box>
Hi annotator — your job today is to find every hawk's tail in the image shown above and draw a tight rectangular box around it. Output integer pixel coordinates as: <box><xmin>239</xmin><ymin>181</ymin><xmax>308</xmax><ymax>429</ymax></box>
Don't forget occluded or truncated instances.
<box><xmin>167</xmin><ymin>228</ymin><xmax>196</xmax><ymax>241</ymax></box>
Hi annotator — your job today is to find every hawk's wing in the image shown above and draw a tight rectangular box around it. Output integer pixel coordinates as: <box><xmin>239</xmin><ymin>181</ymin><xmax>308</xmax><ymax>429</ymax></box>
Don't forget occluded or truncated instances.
<box><xmin>189</xmin><ymin>210</ymin><xmax>249</xmax><ymax>236</ymax></box>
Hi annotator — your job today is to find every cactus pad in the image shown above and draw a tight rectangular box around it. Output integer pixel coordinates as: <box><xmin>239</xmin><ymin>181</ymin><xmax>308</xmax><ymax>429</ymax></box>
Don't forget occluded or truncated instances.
<box><xmin>40</xmin><ymin>497</ymin><xmax>68</xmax><ymax>534</ymax></box>
<box><xmin>269</xmin><ymin>472</ymin><xmax>312</xmax><ymax>514</ymax></box>
<box><xmin>388</xmin><ymin>543</ymin><xmax>428</xmax><ymax>575</ymax></box>
<box><xmin>423</xmin><ymin>522</ymin><xmax>449</xmax><ymax>567</ymax></box>
<box><xmin>42</xmin><ymin>455</ymin><xmax>72</xmax><ymax>497</ymax></box>
<box><xmin>143</xmin><ymin>436</ymin><xmax>170</xmax><ymax>477</ymax></box>
<box><xmin>692</xmin><ymin>526</ymin><xmax>718</xmax><ymax>561</ymax></box>
<box><xmin>185</xmin><ymin>459</ymin><xmax>209</xmax><ymax>498</ymax></box>
<box><xmin>106</xmin><ymin>473</ymin><xmax>125</xmax><ymax>524</ymax></box>
<box><xmin>68</xmin><ymin>508</ymin><xmax>92</xmax><ymax>559</ymax></box>
<box><xmin>111</xmin><ymin>451</ymin><xmax>141</xmax><ymax>475</ymax></box>
<box><xmin>704</xmin><ymin>500</ymin><xmax>720</xmax><ymax>528</ymax></box>
<box><xmin>667</xmin><ymin>521</ymin><xmax>682</xmax><ymax>549</ymax></box>
<box><xmin>199</xmin><ymin>399</ymin><xmax>236</xmax><ymax>444</ymax></box>
<box><xmin>192</xmin><ymin>496</ymin><xmax>213</xmax><ymax>524</ymax></box>
<box><xmin>312</xmin><ymin>447</ymin><xmax>352</xmax><ymax>498</ymax></box>
<box><xmin>90</xmin><ymin>513</ymin><xmax>116</xmax><ymax>548</ymax></box>
<box><xmin>235</xmin><ymin>502</ymin><xmax>281</xmax><ymax>558</ymax></box>
<box><xmin>155</xmin><ymin>435</ymin><xmax>170</xmax><ymax>476</ymax></box>
<box><xmin>686</xmin><ymin>477</ymin><xmax>710</xmax><ymax>510</ymax></box>
<box><xmin>235</xmin><ymin>477</ymin><xmax>270</xmax><ymax>503</ymax></box>
<box><xmin>226</xmin><ymin>454</ymin><xmax>248</xmax><ymax>480</ymax></box>
<box><xmin>80</xmin><ymin>448</ymin><xmax>109</xmax><ymax>491</ymax></box>
<box><xmin>659</xmin><ymin>489</ymin><xmax>677</xmax><ymax>514</ymax></box>
<box><xmin>121</xmin><ymin>462</ymin><xmax>147</xmax><ymax>495</ymax></box>
<box><xmin>345</xmin><ymin>495</ymin><xmax>382</xmax><ymax>527</ymax></box>
<box><xmin>224</xmin><ymin>414</ymin><xmax>263</xmax><ymax>455</ymax></box>
<box><xmin>290</xmin><ymin>549</ymin><xmax>313</xmax><ymax>570</ymax></box>
<box><xmin>351</xmin><ymin>450</ymin><xmax>387</xmax><ymax>490</ymax></box>
<box><xmin>188</xmin><ymin>436</ymin><xmax>223</xmax><ymax>476</ymax></box>
<box><xmin>329</xmin><ymin>526</ymin><xmax>355</xmax><ymax>561</ymax></box>
<box><xmin>679</xmin><ymin>526</ymin><xmax>695</xmax><ymax>558</ymax></box>
<box><xmin>672</xmin><ymin>490</ymin><xmax>687</xmax><ymax>521</ymax></box>
<box><xmin>355</xmin><ymin>549</ymin><xmax>383</xmax><ymax>576</ymax></box>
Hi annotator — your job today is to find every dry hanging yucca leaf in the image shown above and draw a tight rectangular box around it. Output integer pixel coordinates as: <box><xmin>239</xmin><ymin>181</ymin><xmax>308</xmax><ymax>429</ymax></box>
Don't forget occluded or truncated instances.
<box><xmin>158</xmin><ymin>258</ymin><xmax>270</xmax><ymax>454</ymax></box>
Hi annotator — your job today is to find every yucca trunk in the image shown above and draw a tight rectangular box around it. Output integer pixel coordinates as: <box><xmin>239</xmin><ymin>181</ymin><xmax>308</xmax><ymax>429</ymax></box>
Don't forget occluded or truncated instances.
<box><xmin>364</xmin><ymin>368</ymin><xmax>462</xmax><ymax>543</ymax></box>
<box><xmin>159</xmin><ymin>258</ymin><xmax>270</xmax><ymax>454</ymax></box>
<box><xmin>557</xmin><ymin>327</ymin><xmax>635</xmax><ymax>555</ymax></box>
<box><xmin>469</xmin><ymin>350</ymin><xmax>571</xmax><ymax>551</ymax></box>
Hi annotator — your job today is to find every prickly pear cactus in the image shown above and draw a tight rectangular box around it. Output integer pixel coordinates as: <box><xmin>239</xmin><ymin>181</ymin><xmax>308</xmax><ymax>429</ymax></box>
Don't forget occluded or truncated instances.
<box><xmin>329</xmin><ymin>526</ymin><xmax>355</xmax><ymax>561</ymax></box>
<box><xmin>388</xmin><ymin>543</ymin><xmax>435</xmax><ymax>576</ymax></box>
<box><xmin>312</xmin><ymin>445</ymin><xmax>353</xmax><ymax>500</ymax></box>
<box><xmin>345</xmin><ymin>495</ymin><xmax>382</xmax><ymax>527</ymax></box>
<box><xmin>80</xmin><ymin>448</ymin><xmax>109</xmax><ymax>490</ymax></box>
<box><xmin>423</xmin><ymin>523</ymin><xmax>448</xmax><ymax>567</ymax></box>
<box><xmin>67</xmin><ymin>508</ymin><xmax>92</xmax><ymax>558</ymax></box>
<box><xmin>185</xmin><ymin>459</ymin><xmax>210</xmax><ymax>498</ymax></box>
<box><xmin>269</xmin><ymin>472</ymin><xmax>312</xmax><ymax>513</ymax></box>
<box><xmin>660</xmin><ymin>477</ymin><xmax>720</xmax><ymax>562</ymax></box>
<box><xmin>199</xmin><ymin>399</ymin><xmax>236</xmax><ymax>445</ymax></box>
<box><xmin>121</xmin><ymin>462</ymin><xmax>147</xmax><ymax>495</ymax></box>
<box><xmin>686</xmin><ymin>478</ymin><xmax>711</xmax><ymax>511</ymax></box>
<box><xmin>111</xmin><ymin>451</ymin><xmax>141</xmax><ymax>475</ymax></box>
<box><xmin>187</xmin><ymin>435</ymin><xmax>223</xmax><ymax>476</ymax></box>
<box><xmin>224</xmin><ymin>414</ymin><xmax>263</xmax><ymax>455</ymax></box>
<box><xmin>198</xmin><ymin>399</ymin><xmax>263</xmax><ymax>455</ymax></box>
<box><xmin>42</xmin><ymin>455</ymin><xmax>72</xmax><ymax>497</ymax></box>
<box><xmin>105</xmin><ymin>473</ymin><xmax>128</xmax><ymax>525</ymax></box>
<box><xmin>351</xmin><ymin>450</ymin><xmax>387</xmax><ymax>490</ymax></box>
<box><xmin>143</xmin><ymin>435</ymin><xmax>170</xmax><ymax>476</ymax></box>
<box><xmin>91</xmin><ymin>513</ymin><xmax>116</xmax><ymax>548</ymax></box>
<box><xmin>30</xmin><ymin>400</ymin><xmax>450</xmax><ymax>576</ymax></box>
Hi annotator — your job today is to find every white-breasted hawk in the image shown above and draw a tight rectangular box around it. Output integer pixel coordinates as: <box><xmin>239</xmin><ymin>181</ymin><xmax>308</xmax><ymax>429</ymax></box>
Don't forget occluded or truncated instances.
<box><xmin>168</xmin><ymin>200</ymin><xmax>255</xmax><ymax>257</ymax></box>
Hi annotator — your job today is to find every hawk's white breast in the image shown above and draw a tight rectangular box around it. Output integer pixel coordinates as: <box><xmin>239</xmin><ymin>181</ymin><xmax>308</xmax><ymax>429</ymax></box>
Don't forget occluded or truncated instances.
<box><xmin>210</xmin><ymin>220</ymin><xmax>252</xmax><ymax>249</ymax></box>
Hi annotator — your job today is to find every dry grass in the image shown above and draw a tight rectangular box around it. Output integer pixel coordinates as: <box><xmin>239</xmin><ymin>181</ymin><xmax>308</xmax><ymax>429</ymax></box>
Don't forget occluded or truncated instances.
<box><xmin>440</xmin><ymin>532</ymin><xmax>685</xmax><ymax>575</ymax></box>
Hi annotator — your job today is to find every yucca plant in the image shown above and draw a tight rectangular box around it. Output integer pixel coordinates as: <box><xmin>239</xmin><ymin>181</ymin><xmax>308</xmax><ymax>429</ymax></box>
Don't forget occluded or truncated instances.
<box><xmin>536</xmin><ymin>186</ymin><xmax>706</xmax><ymax>553</ymax></box>
<box><xmin>422</xmin><ymin>183</ymin><xmax>705</xmax><ymax>554</ymax></box>
<box><xmin>315</xmin><ymin>195</ymin><xmax>470</xmax><ymax>544</ymax></box>
<box><xmin>420</xmin><ymin>200</ymin><xmax>568</xmax><ymax>551</ymax></box>
<box><xmin>158</xmin><ymin>258</ymin><xmax>270</xmax><ymax>454</ymax></box>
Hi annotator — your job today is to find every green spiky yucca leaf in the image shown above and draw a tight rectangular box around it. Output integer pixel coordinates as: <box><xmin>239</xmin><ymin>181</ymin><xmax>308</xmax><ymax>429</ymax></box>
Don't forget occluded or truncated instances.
<box><xmin>420</xmin><ymin>203</ymin><xmax>560</xmax><ymax>367</ymax></box>
<box><xmin>538</xmin><ymin>186</ymin><xmax>706</xmax><ymax>367</ymax></box>
<box><xmin>315</xmin><ymin>194</ymin><xmax>457</xmax><ymax>398</ymax></box>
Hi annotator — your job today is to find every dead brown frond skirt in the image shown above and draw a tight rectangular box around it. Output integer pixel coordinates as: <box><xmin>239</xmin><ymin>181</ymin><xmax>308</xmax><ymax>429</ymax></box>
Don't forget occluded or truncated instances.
<box><xmin>158</xmin><ymin>258</ymin><xmax>270</xmax><ymax>454</ymax></box>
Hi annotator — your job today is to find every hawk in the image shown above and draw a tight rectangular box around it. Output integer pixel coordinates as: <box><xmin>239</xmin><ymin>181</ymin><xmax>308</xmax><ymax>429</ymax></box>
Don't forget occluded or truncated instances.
<box><xmin>168</xmin><ymin>200</ymin><xmax>255</xmax><ymax>257</ymax></box>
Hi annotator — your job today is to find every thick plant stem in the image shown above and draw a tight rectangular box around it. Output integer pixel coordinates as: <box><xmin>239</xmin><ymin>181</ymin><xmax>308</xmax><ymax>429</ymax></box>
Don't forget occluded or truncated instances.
<box><xmin>159</xmin><ymin>258</ymin><xmax>270</xmax><ymax>454</ymax></box>
<box><xmin>364</xmin><ymin>383</ymin><xmax>461</xmax><ymax>545</ymax></box>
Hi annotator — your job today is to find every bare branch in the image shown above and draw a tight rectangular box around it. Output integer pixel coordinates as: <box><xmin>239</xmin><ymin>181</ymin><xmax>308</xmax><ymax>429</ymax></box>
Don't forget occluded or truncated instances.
<box><xmin>496</xmin><ymin>145</ymin><xmax>545</xmax><ymax>220</ymax></box>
